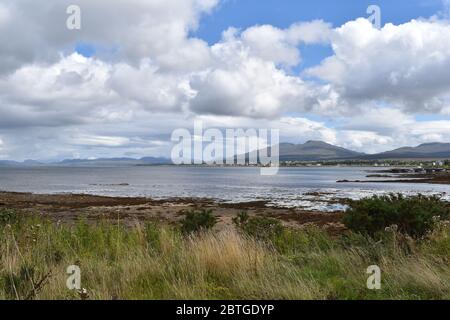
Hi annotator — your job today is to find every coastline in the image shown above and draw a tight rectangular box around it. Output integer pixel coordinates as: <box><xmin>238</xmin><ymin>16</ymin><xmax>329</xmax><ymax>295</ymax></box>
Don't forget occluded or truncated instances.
<box><xmin>338</xmin><ymin>171</ymin><xmax>450</xmax><ymax>185</ymax></box>
<box><xmin>0</xmin><ymin>191</ymin><xmax>346</xmax><ymax>235</ymax></box>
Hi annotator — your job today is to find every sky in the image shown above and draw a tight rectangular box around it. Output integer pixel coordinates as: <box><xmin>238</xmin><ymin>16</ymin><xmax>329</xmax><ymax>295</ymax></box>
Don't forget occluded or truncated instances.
<box><xmin>1</xmin><ymin>0</ymin><xmax>450</xmax><ymax>161</ymax></box>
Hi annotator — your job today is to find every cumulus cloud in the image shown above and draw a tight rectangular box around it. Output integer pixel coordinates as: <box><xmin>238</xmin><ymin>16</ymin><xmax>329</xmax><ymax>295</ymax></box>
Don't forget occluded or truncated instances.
<box><xmin>0</xmin><ymin>0</ymin><xmax>218</xmax><ymax>73</ymax></box>
<box><xmin>189</xmin><ymin>55</ymin><xmax>313</xmax><ymax>118</ymax></box>
<box><xmin>108</xmin><ymin>60</ymin><xmax>194</xmax><ymax>112</ymax></box>
<box><xmin>307</xmin><ymin>18</ymin><xmax>450</xmax><ymax>114</ymax></box>
<box><xmin>188</xmin><ymin>24</ymin><xmax>330</xmax><ymax>118</ymax></box>
<box><xmin>240</xmin><ymin>20</ymin><xmax>331</xmax><ymax>67</ymax></box>
<box><xmin>0</xmin><ymin>53</ymin><xmax>118</xmax><ymax>129</ymax></box>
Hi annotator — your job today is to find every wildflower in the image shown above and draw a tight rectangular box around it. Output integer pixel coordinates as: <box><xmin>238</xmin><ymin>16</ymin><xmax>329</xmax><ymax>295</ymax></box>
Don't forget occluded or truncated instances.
<box><xmin>78</xmin><ymin>288</ymin><xmax>89</xmax><ymax>300</ymax></box>
<box><xmin>432</xmin><ymin>216</ymin><xmax>441</xmax><ymax>223</ymax></box>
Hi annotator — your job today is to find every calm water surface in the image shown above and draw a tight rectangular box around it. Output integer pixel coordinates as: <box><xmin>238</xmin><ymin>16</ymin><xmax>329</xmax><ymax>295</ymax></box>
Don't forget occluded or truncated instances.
<box><xmin>0</xmin><ymin>166</ymin><xmax>448</xmax><ymax>211</ymax></box>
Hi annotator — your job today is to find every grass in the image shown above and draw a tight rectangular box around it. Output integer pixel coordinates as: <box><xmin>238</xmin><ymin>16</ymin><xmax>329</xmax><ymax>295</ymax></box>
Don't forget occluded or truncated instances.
<box><xmin>0</xmin><ymin>210</ymin><xmax>449</xmax><ymax>300</ymax></box>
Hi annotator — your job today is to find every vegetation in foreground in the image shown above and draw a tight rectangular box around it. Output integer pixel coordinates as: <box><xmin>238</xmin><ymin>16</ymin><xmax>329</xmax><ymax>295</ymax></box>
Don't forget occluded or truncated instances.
<box><xmin>0</xmin><ymin>195</ymin><xmax>449</xmax><ymax>300</ymax></box>
<box><xmin>344</xmin><ymin>194</ymin><xmax>450</xmax><ymax>238</ymax></box>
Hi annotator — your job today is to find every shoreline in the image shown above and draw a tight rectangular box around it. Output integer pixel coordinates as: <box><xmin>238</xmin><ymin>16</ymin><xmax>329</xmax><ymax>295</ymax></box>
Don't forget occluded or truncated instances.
<box><xmin>0</xmin><ymin>191</ymin><xmax>346</xmax><ymax>235</ymax></box>
<box><xmin>338</xmin><ymin>171</ymin><xmax>450</xmax><ymax>185</ymax></box>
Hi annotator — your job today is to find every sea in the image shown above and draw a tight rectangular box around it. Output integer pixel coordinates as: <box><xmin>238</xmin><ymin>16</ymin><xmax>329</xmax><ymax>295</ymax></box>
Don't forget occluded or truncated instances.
<box><xmin>0</xmin><ymin>166</ymin><xmax>449</xmax><ymax>212</ymax></box>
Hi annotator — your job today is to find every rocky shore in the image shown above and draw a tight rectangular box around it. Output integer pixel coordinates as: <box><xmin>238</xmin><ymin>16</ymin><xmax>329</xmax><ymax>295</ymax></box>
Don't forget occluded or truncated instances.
<box><xmin>0</xmin><ymin>192</ymin><xmax>346</xmax><ymax>235</ymax></box>
<box><xmin>338</xmin><ymin>169</ymin><xmax>450</xmax><ymax>185</ymax></box>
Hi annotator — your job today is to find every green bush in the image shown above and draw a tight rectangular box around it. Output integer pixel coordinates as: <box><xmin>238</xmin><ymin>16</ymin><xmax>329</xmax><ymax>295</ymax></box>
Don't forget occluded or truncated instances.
<box><xmin>0</xmin><ymin>209</ymin><xmax>18</xmax><ymax>225</ymax></box>
<box><xmin>343</xmin><ymin>194</ymin><xmax>450</xmax><ymax>238</ymax></box>
<box><xmin>233</xmin><ymin>211</ymin><xmax>283</xmax><ymax>241</ymax></box>
<box><xmin>180</xmin><ymin>209</ymin><xmax>217</xmax><ymax>234</ymax></box>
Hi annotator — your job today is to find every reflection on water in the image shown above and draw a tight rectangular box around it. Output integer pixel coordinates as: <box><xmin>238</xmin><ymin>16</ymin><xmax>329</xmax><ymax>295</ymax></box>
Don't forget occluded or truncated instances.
<box><xmin>0</xmin><ymin>166</ymin><xmax>448</xmax><ymax>211</ymax></box>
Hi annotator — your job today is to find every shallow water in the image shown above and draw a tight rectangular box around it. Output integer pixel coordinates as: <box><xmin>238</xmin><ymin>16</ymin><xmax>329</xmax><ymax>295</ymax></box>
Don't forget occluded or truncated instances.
<box><xmin>0</xmin><ymin>166</ymin><xmax>448</xmax><ymax>211</ymax></box>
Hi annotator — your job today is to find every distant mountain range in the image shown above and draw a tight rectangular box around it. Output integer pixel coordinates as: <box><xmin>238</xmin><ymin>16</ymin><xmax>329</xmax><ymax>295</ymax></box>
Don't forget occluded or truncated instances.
<box><xmin>362</xmin><ymin>142</ymin><xmax>450</xmax><ymax>160</ymax></box>
<box><xmin>276</xmin><ymin>141</ymin><xmax>450</xmax><ymax>161</ymax></box>
<box><xmin>1</xmin><ymin>141</ymin><xmax>450</xmax><ymax>167</ymax></box>
<box><xmin>277</xmin><ymin>141</ymin><xmax>365</xmax><ymax>161</ymax></box>
<box><xmin>246</xmin><ymin>141</ymin><xmax>450</xmax><ymax>162</ymax></box>
<box><xmin>0</xmin><ymin>157</ymin><xmax>171</xmax><ymax>167</ymax></box>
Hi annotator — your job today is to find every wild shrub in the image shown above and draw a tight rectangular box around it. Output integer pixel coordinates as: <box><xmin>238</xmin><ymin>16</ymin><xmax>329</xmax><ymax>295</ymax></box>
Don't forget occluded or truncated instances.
<box><xmin>233</xmin><ymin>211</ymin><xmax>283</xmax><ymax>241</ymax></box>
<box><xmin>180</xmin><ymin>209</ymin><xmax>217</xmax><ymax>234</ymax></box>
<box><xmin>343</xmin><ymin>194</ymin><xmax>450</xmax><ymax>238</ymax></box>
<box><xmin>0</xmin><ymin>208</ymin><xmax>18</xmax><ymax>225</ymax></box>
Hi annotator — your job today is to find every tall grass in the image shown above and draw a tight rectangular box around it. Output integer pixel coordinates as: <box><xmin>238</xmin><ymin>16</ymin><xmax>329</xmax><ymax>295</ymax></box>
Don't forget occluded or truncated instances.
<box><xmin>0</xmin><ymin>212</ymin><xmax>449</xmax><ymax>300</ymax></box>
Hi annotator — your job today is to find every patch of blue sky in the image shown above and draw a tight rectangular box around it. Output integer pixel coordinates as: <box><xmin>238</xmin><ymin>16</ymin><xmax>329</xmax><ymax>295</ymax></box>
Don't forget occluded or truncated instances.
<box><xmin>416</xmin><ymin>114</ymin><xmax>450</xmax><ymax>121</ymax></box>
<box><xmin>75</xmin><ymin>42</ymin><xmax>96</xmax><ymax>57</ymax></box>
<box><xmin>195</xmin><ymin>0</ymin><xmax>443</xmax><ymax>45</ymax></box>
<box><xmin>74</xmin><ymin>42</ymin><xmax>122</xmax><ymax>61</ymax></box>
<box><xmin>194</xmin><ymin>0</ymin><xmax>444</xmax><ymax>75</ymax></box>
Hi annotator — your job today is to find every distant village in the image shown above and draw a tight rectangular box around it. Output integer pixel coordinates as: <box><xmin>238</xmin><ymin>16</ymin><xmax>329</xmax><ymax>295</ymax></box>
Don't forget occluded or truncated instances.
<box><xmin>179</xmin><ymin>159</ymin><xmax>450</xmax><ymax>171</ymax></box>
<box><xmin>281</xmin><ymin>159</ymin><xmax>450</xmax><ymax>170</ymax></box>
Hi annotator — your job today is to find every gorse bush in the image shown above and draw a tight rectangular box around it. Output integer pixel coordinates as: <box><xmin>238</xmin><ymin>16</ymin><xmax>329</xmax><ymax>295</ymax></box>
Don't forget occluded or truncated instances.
<box><xmin>343</xmin><ymin>194</ymin><xmax>450</xmax><ymax>238</ymax></box>
<box><xmin>0</xmin><ymin>208</ymin><xmax>18</xmax><ymax>225</ymax></box>
<box><xmin>180</xmin><ymin>209</ymin><xmax>217</xmax><ymax>234</ymax></box>
<box><xmin>233</xmin><ymin>212</ymin><xmax>283</xmax><ymax>241</ymax></box>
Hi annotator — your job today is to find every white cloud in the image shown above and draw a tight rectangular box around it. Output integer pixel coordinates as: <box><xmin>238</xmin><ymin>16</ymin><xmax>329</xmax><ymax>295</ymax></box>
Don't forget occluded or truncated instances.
<box><xmin>190</xmin><ymin>55</ymin><xmax>313</xmax><ymax>118</ymax></box>
<box><xmin>2</xmin><ymin>53</ymin><xmax>112</xmax><ymax>107</ymax></box>
<box><xmin>337</xmin><ymin>131</ymin><xmax>394</xmax><ymax>153</ymax></box>
<box><xmin>0</xmin><ymin>0</ymin><xmax>218</xmax><ymax>73</ymax></box>
<box><xmin>0</xmin><ymin>53</ymin><xmax>198</xmax><ymax>129</ymax></box>
<box><xmin>69</xmin><ymin>134</ymin><xmax>130</xmax><ymax>147</ymax></box>
<box><xmin>188</xmin><ymin>24</ymin><xmax>332</xmax><ymax>118</ymax></box>
<box><xmin>339</xmin><ymin>108</ymin><xmax>414</xmax><ymax>133</ymax></box>
<box><xmin>307</xmin><ymin>18</ymin><xmax>450</xmax><ymax>114</ymax></box>
<box><xmin>0</xmin><ymin>53</ymin><xmax>118</xmax><ymax>129</ymax></box>
<box><xmin>275</xmin><ymin>117</ymin><xmax>337</xmax><ymax>144</ymax></box>
<box><xmin>194</xmin><ymin>115</ymin><xmax>337</xmax><ymax>145</ymax></box>
<box><xmin>240</xmin><ymin>20</ymin><xmax>331</xmax><ymax>67</ymax></box>
<box><xmin>108</xmin><ymin>60</ymin><xmax>194</xmax><ymax>112</ymax></box>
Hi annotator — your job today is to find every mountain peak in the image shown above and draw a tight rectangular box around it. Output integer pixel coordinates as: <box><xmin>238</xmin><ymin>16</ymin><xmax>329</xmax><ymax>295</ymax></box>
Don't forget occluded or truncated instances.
<box><xmin>304</xmin><ymin>140</ymin><xmax>327</xmax><ymax>145</ymax></box>
<box><xmin>417</xmin><ymin>142</ymin><xmax>447</xmax><ymax>147</ymax></box>
<box><xmin>278</xmin><ymin>140</ymin><xmax>364</xmax><ymax>161</ymax></box>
